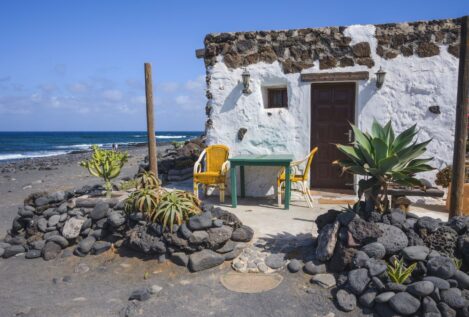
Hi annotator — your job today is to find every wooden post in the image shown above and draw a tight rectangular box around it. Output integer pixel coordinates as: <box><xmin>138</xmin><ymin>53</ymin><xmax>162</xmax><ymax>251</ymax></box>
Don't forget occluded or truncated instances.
<box><xmin>144</xmin><ymin>63</ymin><xmax>158</xmax><ymax>177</ymax></box>
<box><xmin>450</xmin><ymin>16</ymin><xmax>469</xmax><ymax>218</ymax></box>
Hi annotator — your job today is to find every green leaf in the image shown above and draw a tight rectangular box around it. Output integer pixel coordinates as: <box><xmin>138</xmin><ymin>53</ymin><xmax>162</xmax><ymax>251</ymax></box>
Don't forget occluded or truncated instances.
<box><xmin>391</xmin><ymin>124</ymin><xmax>418</xmax><ymax>152</ymax></box>
<box><xmin>351</xmin><ymin>123</ymin><xmax>371</xmax><ymax>152</ymax></box>
<box><xmin>371</xmin><ymin>119</ymin><xmax>386</xmax><ymax>139</ymax></box>
<box><xmin>371</xmin><ymin>138</ymin><xmax>388</xmax><ymax>162</ymax></box>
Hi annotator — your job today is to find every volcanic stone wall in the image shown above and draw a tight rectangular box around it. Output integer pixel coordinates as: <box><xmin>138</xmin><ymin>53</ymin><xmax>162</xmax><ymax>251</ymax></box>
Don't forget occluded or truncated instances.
<box><xmin>203</xmin><ymin>18</ymin><xmax>460</xmax><ymax>74</ymax></box>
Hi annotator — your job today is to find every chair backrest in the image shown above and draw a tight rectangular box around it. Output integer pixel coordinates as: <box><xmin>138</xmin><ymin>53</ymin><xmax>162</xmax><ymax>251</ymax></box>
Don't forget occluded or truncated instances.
<box><xmin>205</xmin><ymin>144</ymin><xmax>229</xmax><ymax>173</ymax></box>
<box><xmin>303</xmin><ymin>147</ymin><xmax>318</xmax><ymax>180</ymax></box>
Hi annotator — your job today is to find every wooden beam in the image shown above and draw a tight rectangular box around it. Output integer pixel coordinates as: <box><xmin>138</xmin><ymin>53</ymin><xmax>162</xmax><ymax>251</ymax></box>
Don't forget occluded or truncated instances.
<box><xmin>195</xmin><ymin>49</ymin><xmax>205</xmax><ymax>59</ymax></box>
<box><xmin>450</xmin><ymin>16</ymin><xmax>469</xmax><ymax>218</ymax></box>
<box><xmin>144</xmin><ymin>63</ymin><xmax>158</xmax><ymax>178</ymax></box>
<box><xmin>301</xmin><ymin>71</ymin><xmax>369</xmax><ymax>82</ymax></box>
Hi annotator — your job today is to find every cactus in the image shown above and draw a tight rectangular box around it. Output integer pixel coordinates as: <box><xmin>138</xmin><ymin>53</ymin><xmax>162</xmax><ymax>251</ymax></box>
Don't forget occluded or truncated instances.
<box><xmin>80</xmin><ymin>145</ymin><xmax>128</xmax><ymax>197</ymax></box>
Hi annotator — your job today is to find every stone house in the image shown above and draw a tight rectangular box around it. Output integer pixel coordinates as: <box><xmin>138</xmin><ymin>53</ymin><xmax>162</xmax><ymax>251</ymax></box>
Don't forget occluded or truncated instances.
<box><xmin>196</xmin><ymin>18</ymin><xmax>461</xmax><ymax>197</ymax></box>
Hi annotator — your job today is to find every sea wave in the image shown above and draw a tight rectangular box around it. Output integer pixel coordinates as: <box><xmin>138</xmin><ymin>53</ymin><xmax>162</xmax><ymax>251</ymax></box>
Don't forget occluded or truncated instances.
<box><xmin>0</xmin><ymin>151</ymin><xmax>69</xmax><ymax>161</ymax></box>
<box><xmin>156</xmin><ymin>135</ymin><xmax>187</xmax><ymax>139</ymax></box>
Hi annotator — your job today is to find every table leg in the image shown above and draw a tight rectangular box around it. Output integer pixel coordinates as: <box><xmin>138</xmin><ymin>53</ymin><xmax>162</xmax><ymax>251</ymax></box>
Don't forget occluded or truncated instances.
<box><xmin>284</xmin><ymin>164</ymin><xmax>291</xmax><ymax>210</ymax></box>
<box><xmin>230</xmin><ymin>164</ymin><xmax>237</xmax><ymax>208</ymax></box>
<box><xmin>240</xmin><ymin>165</ymin><xmax>245</xmax><ymax>198</ymax></box>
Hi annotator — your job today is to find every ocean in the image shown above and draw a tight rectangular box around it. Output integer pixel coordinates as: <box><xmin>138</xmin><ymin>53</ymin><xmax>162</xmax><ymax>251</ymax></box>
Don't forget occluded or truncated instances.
<box><xmin>0</xmin><ymin>131</ymin><xmax>202</xmax><ymax>161</ymax></box>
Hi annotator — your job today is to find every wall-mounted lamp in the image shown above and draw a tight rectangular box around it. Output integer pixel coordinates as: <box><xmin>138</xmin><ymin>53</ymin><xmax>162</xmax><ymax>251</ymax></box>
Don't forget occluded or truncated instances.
<box><xmin>375</xmin><ymin>66</ymin><xmax>386</xmax><ymax>89</ymax></box>
<box><xmin>241</xmin><ymin>68</ymin><xmax>252</xmax><ymax>94</ymax></box>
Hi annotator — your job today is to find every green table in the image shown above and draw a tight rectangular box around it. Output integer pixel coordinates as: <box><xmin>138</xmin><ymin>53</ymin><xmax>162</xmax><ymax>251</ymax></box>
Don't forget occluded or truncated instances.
<box><xmin>229</xmin><ymin>154</ymin><xmax>294</xmax><ymax>210</ymax></box>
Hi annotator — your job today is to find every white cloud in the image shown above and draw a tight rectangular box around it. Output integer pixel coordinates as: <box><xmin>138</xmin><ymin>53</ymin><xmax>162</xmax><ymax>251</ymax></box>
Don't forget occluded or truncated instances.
<box><xmin>102</xmin><ymin>89</ymin><xmax>123</xmax><ymax>102</ymax></box>
<box><xmin>185</xmin><ymin>75</ymin><xmax>205</xmax><ymax>91</ymax></box>
<box><xmin>69</xmin><ymin>83</ymin><xmax>88</xmax><ymax>93</ymax></box>
<box><xmin>130</xmin><ymin>95</ymin><xmax>146</xmax><ymax>105</ymax></box>
<box><xmin>175</xmin><ymin>95</ymin><xmax>190</xmax><ymax>105</ymax></box>
<box><xmin>159</xmin><ymin>82</ymin><xmax>179</xmax><ymax>93</ymax></box>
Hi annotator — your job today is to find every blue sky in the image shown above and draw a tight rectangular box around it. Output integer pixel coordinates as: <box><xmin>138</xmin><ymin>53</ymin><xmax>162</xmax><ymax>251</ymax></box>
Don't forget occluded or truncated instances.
<box><xmin>0</xmin><ymin>0</ymin><xmax>466</xmax><ymax>131</ymax></box>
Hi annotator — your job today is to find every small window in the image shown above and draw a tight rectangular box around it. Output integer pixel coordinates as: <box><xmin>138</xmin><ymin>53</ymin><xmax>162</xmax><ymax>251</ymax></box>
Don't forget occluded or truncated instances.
<box><xmin>267</xmin><ymin>88</ymin><xmax>288</xmax><ymax>108</ymax></box>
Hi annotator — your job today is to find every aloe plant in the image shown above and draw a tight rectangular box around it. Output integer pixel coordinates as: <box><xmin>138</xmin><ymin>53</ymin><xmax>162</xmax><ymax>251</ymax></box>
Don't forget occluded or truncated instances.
<box><xmin>124</xmin><ymin>187</ymin><xmax>164</xmax><ymax>215</ymax></box>
<box><xmin>150</xmin><ymin>190</ymin><xmax>201</xmax><ymax>231</ymax></box>
<box><xmin>80</xmin><ymin>145</ymin><xmax>128</xmax><ymax>197</ymax></box>
<box><xmin>334</xmin><ymin>120</ymin><xmax>434</xmax><ymax>212</ymax></box>
<box><xmin>387</xmin><ymin>257</ymin><xmax>417</xmax><ymax>284</ymax></box>
<box><xmin>135</xmin><ymin>171</ymin><xmax>161</xmax><ymax>189</ymax></box>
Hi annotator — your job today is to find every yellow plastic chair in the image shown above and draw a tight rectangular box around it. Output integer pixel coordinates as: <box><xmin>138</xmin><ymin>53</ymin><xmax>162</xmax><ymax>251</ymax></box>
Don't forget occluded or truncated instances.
<box><xmin>193</xmin><ymin>144</ymin><xmax>230</xmax><ymax>203</ymax></box>
<box><xmin>277</xmin><ymin>147</ymin><xmax>318</xmax><ymax>208</ymax></box>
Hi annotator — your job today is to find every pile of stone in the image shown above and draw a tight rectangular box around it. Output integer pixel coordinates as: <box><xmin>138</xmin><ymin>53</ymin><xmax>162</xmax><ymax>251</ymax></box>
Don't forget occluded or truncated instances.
<box><xmin>139</xmin><ymin>137</ymin><xmax>205</xmax><ymax>183</ymax></box>
<box><xmin>126</xmin><ymin>203</ymin><xmax>253</xmax><ymax>272</ymax></box>
<box><xmin>0</xmin><ymin>186</ymin><xmax>253</xmax><ymax>273</ymax></box>
<box><xmin>0</xmin><ymin>186</ymin><xmax>128</xmax><ymax>261</ymax></box>
<box><xmin>305</xmin><ymin>207</ymin><xmax>469</xmax><ymax>316</ymax></box>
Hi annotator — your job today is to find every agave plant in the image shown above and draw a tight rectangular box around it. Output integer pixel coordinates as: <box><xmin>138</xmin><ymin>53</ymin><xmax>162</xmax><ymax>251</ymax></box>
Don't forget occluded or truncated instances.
<box><xmin>150</xmin><ymin>190</ymin><xmax>201</xmax><ymax>231</ymax></box>
<box><xmin>334</xmin><ymin>120</ymin><xmax>434</xmax><ymax>212</ymax></box>
<box><xmin>124</xmin><ymin>186</ymin><xmax>164</xmax><ymax>215</ymax></box>
<box><xmin>80</xmin><ymin>145</ymin><xmax>128</xmax><ymax>197</ymax></box>
<box><xmin>135</xmin><ymin>171</ymin><xmax>161</xmax><ymax>189</ymax></box>
<box><xmin>387</xmin><ymin>257</ymin><xmax>417</xmax><ymax>284</ymax></box>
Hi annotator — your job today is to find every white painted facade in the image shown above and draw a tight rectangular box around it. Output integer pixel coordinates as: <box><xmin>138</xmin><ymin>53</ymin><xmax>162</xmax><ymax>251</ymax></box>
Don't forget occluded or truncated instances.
<box><xmin>205</xmin><ymin>25</ymin><xmax>459</xmax><ymax>197</ymax></box>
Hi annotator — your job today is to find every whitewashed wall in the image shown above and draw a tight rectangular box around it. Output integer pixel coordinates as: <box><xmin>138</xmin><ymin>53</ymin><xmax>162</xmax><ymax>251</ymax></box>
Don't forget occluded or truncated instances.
<box><xmin>206</xmin><ymin>25</ymin><xmax>459</xmax><ymax>197</ymax></box>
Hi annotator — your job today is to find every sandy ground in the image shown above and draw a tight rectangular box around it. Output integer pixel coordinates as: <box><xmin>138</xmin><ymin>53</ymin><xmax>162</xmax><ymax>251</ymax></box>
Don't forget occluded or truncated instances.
<box><xmin>0</xmin><ymin>151</ymin><xmax>371</xmax><ymax>317</ymax></box>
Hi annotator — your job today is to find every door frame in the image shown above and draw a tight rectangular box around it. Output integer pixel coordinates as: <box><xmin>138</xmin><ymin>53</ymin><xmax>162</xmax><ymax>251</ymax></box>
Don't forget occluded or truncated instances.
<box><xmin>309</xmin><ymin>81</ymin><xmax>359</xmax><ymax>190</ymax></box>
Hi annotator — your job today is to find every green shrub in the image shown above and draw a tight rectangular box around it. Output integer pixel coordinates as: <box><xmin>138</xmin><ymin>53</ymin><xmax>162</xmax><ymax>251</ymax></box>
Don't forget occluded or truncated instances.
<box><xmin>135</xmin><ymin>171</ymin><xmax>161</xmax><ymax>189</ymax></box>
<box><xmin>124</xmin><ymin>187</ymin><xmax>163</xmax><ymax>215</ymax></box>
<box><xmin>435</xmin><ymin>166</ymin><xmax>452</xmax><ymax>188</ymax></box>
<box><xmin>334</xmin><ymin>120</ymin><xmax>434</xmax><ymax>212</ymax></box>
<box><xmin>387</xmin><ymin>257</ymin><xmax>417</xmax><ymax>284</ymax></box>
<box><xmin>80</xmin><ymin>145</ymin><xmax>128</xmax><ymax>197</ymax></box>
<box><xmin>119</xmin><ymin>179</ymin><xmax>139</xmax><ymax>191</ymax></box>
<box><xmin>150</xmin><ymin>190</ymin><xmax>201</xmax><ymax>231</ymax></box>
<box><xmin>453</xmin><ymin>257</ymin><xmax>463</xmax><ymax>270</ymax></box>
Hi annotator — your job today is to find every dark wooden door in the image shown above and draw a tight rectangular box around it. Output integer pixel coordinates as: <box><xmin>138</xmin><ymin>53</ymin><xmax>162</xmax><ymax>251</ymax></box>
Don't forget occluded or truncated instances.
<box><xmin>310</xmin><ymin>83</ymin><xmax>355</xmax><ymax>189</ymax></box>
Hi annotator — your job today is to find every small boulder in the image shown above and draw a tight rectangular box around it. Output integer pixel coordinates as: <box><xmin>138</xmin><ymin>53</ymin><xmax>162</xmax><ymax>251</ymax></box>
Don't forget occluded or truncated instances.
<box><xmin>453</xmin><ymin>270</ymin><xmax>469</xmax><ymax>289</ymax></box>
<box><xmin>427</xmin><ymin>256</ymin><xmax>456</xmax><ymax>279</ymax></box>
<box><xmin>189</xmin><ymin>249</ymin><xmax>225</xmax><ymax>272</ymax></box>
<box><xmin>417</xmin><ymin>217</ymin><xmax>441</xmax><ymax>233</ymax></box>
<box><xmin>128</xmin><ymin>288</ymin><xmax>151</xmax><ymax>301</ymax></box>
<box><xmin>311</xmin><ymin>273</ymin><xmax>336</xmax><ymax>289</ymax></box>
<box><xmin>231</xmin><ymin>225</ymin><xmax>253</xmax><ymax>242</ymax></box>
<box><xmin>108</xmin><ymin>211</ymin><xmax>126</xmax><ymax>227</ymax></box>
<box><xmin>3</xmin><ymin>245</ymin><xmax>25</xmax><ymax>258</ymax></box>
<box><xmin>187</xmin><ymin>214</ymin><xmax>212</xmax><ymax>230</ymax></box>
<box><xmin>42</xmin><ymin>241</ymin><xmax>62</xmax><ymax>260</ymax></box>
<box><xmin>407</xmin><ymin>281</ymin><xmax>435</xmax><ymax>297</ymax></box>
<box><xmin>440</xmin><ymin>288</ymin><xmax>467</xmax><ymax>309</ymax></box>
<box><xmin>316</xmin><ymin>221</ymin><xmax>340</xmax><ymax>261</ymax></box>
<box><xmin>352</xmin><ymin>251</ymin><xmax>369</xmax><ymax>268</ymax></box>
<box><xmin>304</xmin><ymin>260</ymin><xmax>327</xmax><ymax>275</ymax></box>
<box><xmin>90</xmin><ymin>202</ymin><xmax>109</xmax><ymax>220</ymax></box>
<box><xmin>188</xmin><ymin>231</ymin><xmax>209</xmax><ymax>244</ymax></box>
<box><xmin>207</xmin><ymin>226</ymin><xmax>233</xmax><ymax>247</ymax></box>
<box><xmin>46</xmin><ymin>235</ymin><xmax>69</xmax><ymax>248</ymax></box>
<box><xmin>422</xmin><ymin>296</ymin><xmax>440</xmax><ymax>317</ymax></box>
<box><xmin>347</xmin><ymin>268</ymin><xmax>370</xmax><ymax>295</ymax></box>
<box><xmin>265</xmin><ymin>254</ymin><xmax>285</xmax><ymax>270</ymax></box>
<box><xmin>361</xmin><ymin>242</ymin><xmax>386</xmax><ymax>259</ymax></box>
<box><xmin>47</xmin><ymin>214</ymin><xmax>60</xmax><ymax>227</ymax></box>
<box><xmin>287</xmin><ymin>259</ymin><xmax>302</xmax><ymax>273</ymax></box>
<box><xmin>92</xmin><ymin>241</ymin><xmax>112</xmax><ymax>255</ymax></box>
<box><xmin>375</xmin><ymin>291</ymin><xmax>395</xmax><ymax>303</ymax></box>
<box><xmin>171</xmin><ymin>252</ymin><xmax>189</xmax><ymax>267</ymax></box>
<box><xmin>77</xmin><ymin>236</ymin><xmax>96</xmax><ymax>254</ymax></box>
<box><xmin>62</xmin><ymin>217</ymin><xmax>85</xmax><ymax>239</ymax></box>
<box><xmin>365</xmin><ymin>258</ymin><xmax>387</xmax><ymax>276</ymax></box>
<box><xmin>25</xmin><ymin>249</ymin><xmax>42</xmax><ymax>259</ymax></box>
<box><xmin>402</xmin><ymin>245</ymin><xmax>430</xmax><ymax>261</ymax></box>
<box><xmin>336</xmin><ymin>289</ymin><xmax>357</xmax><ymax>312</ymax></box>
<box><xmin>388</xmin><ymin>292</ymin><xmax>421</xmax><ymax>315</ymax></box>
<box><xmin>359</xmin><ymin>289</ymin><xmax>377</xmax><ymax>308</ymax></box>
<box><xmin>423</xmin><ymin>276</ymin><xmax>450</xmax><ymax>290</ymax></box>
<box><xmin>377</xmin><ymin>223</ymin><xmax>408</xmax><ymax>255</ymax></box>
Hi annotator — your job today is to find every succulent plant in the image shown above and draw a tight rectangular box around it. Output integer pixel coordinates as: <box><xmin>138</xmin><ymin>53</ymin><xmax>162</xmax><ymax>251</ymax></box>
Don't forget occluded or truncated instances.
<box><xmin>80</xmin><ymin>145</ymin><xmax>128</xmax><ymax>197</ymax></box>
<box><xmin>149</xmin><ymin>190</ymin><xmax>201</xmax><ymax>231</ymax></box>
<box><xmin>334</xmin><ymin>120</ymin><xmax>434</xmax><ymax>212</ymax></box>
<box><xmin>124</xmin><ymin>187</ymin><xmax>164</xmax><ymax>215</ymax></box>
<box><xmin>387</xmin><ymin>257</ymin><xmax>417</xmax><ymax>284</ymax></box>
<box><xmin>135</xmin><ymin>171</ymin><xmax>161</xmax><ymax>189</ymax></box>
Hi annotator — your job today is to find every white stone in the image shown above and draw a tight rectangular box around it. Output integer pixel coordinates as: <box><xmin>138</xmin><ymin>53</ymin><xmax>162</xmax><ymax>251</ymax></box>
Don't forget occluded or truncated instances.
<box><xmin>62</xmin><ymin>217</ymin><xmax>85</xmax><ymax>239</ymax></box>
